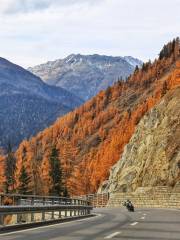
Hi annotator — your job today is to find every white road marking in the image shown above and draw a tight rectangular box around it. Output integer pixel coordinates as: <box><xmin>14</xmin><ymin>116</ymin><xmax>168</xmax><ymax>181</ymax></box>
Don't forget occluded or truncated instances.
<box><xmin>130</xmin><ymin>222</ymin><xmax>139</xmax><ymax>226</ymax></box>
<box><xmin>0</xmin><ymin>214</ymin><xmax>102</xmax><ymax>237</ymax></box>
<box><xmin>140</xmin><ymin>217</ymin><xmax>145</xmax><ymax>220</ymax></box>
<box><xmin>143</xmin><ymin>213</ymin><xmax>147</xmax><ymax>216</ymax></box>
<box><xmin>104</xmin><ymin>232</ymin><xmax>121</xmax><ymax>239</ymax></box>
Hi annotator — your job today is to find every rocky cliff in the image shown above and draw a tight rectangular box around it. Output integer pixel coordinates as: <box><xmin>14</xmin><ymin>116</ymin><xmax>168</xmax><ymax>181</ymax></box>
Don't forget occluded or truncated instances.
<box><xmin>99</xmin><ymin>87</ymin><xmax>180</xmax><ymax>193</ymax></box>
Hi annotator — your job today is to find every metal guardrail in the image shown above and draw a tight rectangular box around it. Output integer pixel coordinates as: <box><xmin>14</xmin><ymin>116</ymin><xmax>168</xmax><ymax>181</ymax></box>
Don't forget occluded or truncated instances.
<box><xmin>0</xmin><ymin>193</ymin><xmax>89</xmax><ymax>206</ymax></box>
<box><xmin>0</xmin><ymin>193</ymin><xmax>93</xmax><ymax>230</ymax></box>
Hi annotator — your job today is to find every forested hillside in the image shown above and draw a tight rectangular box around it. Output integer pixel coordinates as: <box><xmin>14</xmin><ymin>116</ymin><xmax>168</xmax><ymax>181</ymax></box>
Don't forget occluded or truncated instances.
<box><xmin>0</xmin><ymin>57</ymin><xmax>82</xmax><ymax>148</ymax></box>
<box><xmin>0</xmin><ymin>38</ymin><xmax>179</xmax><ymax>196</ymax></box>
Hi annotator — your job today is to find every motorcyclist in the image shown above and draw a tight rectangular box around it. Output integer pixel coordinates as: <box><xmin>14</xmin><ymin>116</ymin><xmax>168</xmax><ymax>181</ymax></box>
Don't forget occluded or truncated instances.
<box><xmin>123</xmin><ymin>199</ymin><xmax>134</xmax><ymax>212</ymax></box>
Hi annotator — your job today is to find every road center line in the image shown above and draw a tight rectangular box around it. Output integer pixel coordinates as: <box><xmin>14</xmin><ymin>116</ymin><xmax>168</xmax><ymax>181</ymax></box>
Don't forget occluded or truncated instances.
<box><xmin>140</xmin><ymin>217</ymin><xmax>145</xmax><ymax>219</ymax></box>
<box><xmin>104</xmin><ymin>232</ymin><xmax>121</xmax><ymax>239</ymax></box>
<box><xmin>130</xmin><ymin>222</ymin><xmax>139</xmax><ymax>226</ymax></box>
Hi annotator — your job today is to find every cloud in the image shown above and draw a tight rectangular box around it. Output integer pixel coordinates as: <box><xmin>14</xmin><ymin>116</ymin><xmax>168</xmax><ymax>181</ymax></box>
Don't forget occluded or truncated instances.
<box><xmin>0</xmin><ymin>0</ymin><xmax>101</xmax><ymax>14</ymax></box>
<box><xmin>0</xmin><ymin>0</ymin><xmax>179</xmax><ymax>67</ymax></box>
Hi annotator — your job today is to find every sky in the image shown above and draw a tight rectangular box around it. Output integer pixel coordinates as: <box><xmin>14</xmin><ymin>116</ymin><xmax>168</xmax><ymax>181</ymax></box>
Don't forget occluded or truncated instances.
<box><xmin>0</xmin><ymin>0</ymin><xmax>180</xmax><ymax>68</ymax></box>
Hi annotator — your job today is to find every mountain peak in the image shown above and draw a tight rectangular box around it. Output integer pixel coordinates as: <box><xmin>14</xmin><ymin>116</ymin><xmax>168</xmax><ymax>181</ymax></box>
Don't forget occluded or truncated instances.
<box><xmin>29</xmin><ymin>54</ymin><xmax>142</xmax><ymax>100</ymax></box>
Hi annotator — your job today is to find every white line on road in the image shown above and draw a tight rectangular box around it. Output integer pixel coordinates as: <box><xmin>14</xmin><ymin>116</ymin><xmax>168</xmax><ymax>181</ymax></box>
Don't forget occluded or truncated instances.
<box><xmin>130</xmin><ymin>222</ymin><xmax>139</xmax><ymax>226</ymax></box>
<box><xmin>140</xmin><ymin>217</ymin><xmax>145</xmax><ymax>220</ymax></box>
<box><xmin>104</xmin><ymin>232</ymin><xmax>121</xmax><ymax>239</ymax></box>
<box><xmin>143</xmin><ymin>213</ymin><xmax>147</xmax><ymax>216</ymax></box>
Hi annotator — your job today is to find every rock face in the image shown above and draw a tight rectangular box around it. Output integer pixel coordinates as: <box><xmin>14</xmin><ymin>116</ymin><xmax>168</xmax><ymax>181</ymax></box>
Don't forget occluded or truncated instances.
<box><xmin>0</xmin><ymin>57</ymin><xmax>83</xmax><ymax>148</ymax></box>
<box><xmin>29</xmin><ymin>54</ymin><xmax>142</xmax><ymax>100</ymax></box>
<box><xmin>100</xmin><ymin>88</ymin><xmax>180</xmax><ymax>193</ymax></box>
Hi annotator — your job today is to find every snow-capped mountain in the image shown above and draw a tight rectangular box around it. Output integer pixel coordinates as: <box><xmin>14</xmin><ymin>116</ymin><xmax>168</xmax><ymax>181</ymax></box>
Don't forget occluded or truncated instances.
<box><xmin>29</xmin><ymin>54</ymin><xmax>142</xmax><ymax>100</ymax></box>
<box><xmin>124</xmin><ymin>56</ymin><xmax>142</xmax><ymax>68</ymax></box>
<box><xmin>0</xmin><ymin>57</ymin><xmax>83</xmax><ymax>148</ymax></box>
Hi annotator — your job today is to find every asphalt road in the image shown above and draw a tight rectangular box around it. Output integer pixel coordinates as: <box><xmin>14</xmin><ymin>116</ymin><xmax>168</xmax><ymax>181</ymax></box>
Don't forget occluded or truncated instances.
<box><xmin>0</xmin><ymin>208</ymin><xmax>180</xmax><ymax>240</ymax></box>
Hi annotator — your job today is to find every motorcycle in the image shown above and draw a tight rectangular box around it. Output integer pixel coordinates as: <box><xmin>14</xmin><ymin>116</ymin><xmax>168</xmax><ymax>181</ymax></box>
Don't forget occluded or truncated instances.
<box><xmin>123</xmin><ymin>200</ymin><xmax>134</xmax><ymax>212</ymax></box>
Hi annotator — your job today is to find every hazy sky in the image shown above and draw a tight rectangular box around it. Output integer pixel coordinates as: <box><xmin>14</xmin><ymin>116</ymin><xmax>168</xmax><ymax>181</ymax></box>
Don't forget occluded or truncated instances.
<box><xmin>0</xmin><ymin>0</ymin><xmax>180</xmax><ymax>67</ymax></box>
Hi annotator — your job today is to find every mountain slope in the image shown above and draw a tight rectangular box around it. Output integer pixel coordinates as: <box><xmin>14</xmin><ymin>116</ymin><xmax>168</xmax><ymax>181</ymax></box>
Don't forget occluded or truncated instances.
<box><xmin>100</xmin><ymin>87</ymin><xmax>180</xmax><ymax>193</ymax></box>
<box><xmin>29</xmin><ymin>54</ymin><xmax>142</xmax><ymax>100</ymax></box>
<box><xmin>0</xmin><ymin>57</ymin><xmax>83</xmax><ymax>148</ymax></box>
<box><xmin>1</xmin><ymin>38</ymin><xmax>179</xmax><ymax>196</ymax></box>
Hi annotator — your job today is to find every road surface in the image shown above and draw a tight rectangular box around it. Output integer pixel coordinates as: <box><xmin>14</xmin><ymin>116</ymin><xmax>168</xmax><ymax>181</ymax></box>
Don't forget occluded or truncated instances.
<box><xmin>0</xmin><ymin>208</ymin><xmax>180</xmax><ymax>240</ymax></box>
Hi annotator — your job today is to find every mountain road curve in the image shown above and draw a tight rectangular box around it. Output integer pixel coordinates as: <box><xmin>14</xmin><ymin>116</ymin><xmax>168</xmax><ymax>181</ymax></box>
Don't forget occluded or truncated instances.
<box><xmin>0</xmin><ymin>208</ymin><xmax>180</xmax><ymax>240</ymax></box>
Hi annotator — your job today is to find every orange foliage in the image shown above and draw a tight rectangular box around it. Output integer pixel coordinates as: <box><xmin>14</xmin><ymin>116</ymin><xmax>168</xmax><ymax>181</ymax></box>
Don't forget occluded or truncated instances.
<box><xmin>0</xmin><ymin>153</ymin><xmax>5</xmax><ymax>192</ymax></box>
<box><xmin>1</xmin><ymin>39</ymin><xmax>180</xmax><ymax>196</ymax></box>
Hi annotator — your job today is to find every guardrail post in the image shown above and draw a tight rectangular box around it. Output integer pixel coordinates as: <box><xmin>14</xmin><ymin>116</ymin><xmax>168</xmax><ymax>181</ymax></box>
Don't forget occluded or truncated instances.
<box><xmin>0</xmin><ymin>196</ymin><xmax>4</xmax><ymax>225</ymax></box>
<box><xmin>17</xmin><ymin>196</ymin><xmax>22</xmax><ymax>224</ymax></box>
<box><xmin>31</xmin><ymin>197</ymin><xmax>34</xmax><ymax>222</ymax></box>
<box><xmin>42</xmin><ymin>197</ymin><xmax>45</xmax><ymax>221</ymax></box>
<box><xmin>51</xmin><ymin>198</ymin><xmax>54</xmax><ymax>220</ymax></box>
<box><xmin>81</xmin><ymin>209</ymin><xmax>84</xmax><ymax>215</ymax></box>
<box><xmin>59</xmin><ymin>197</ymin><xmax>62</xmax><ymax>219</ymax></box>
<box><xmin>0</xmin><ymin>214</ymin><xmax>4</xmax><ymax>226</ymax></box>
<box><xmin>59</xmin><ymin>210</ymin><xmax>61</xmax><ymax>219</ymax></box>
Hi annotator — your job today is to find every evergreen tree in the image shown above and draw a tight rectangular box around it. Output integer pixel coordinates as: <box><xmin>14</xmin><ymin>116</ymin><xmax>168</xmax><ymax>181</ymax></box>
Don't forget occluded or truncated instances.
<box><xmin>5</xmin><ymin>142</ymin><xmax>16</xmax><ymax>193</ymax></box>
<box><xmin>134</xmin><ymin>65</ymin><xmax>139</xmax><ymax>72</ymax></box>
<box><xmin>63</xmin><ymin>186</ymin><xmax>69</xmax><ymax>197</ymax></box>
<box><xmin>49</xmin><ymin>146</ymin><xmax>63</xmax><ymax>196</ymax></box>
<box><xmin>18</xmin><ymin>165</ymin><xmax>31</xmax><ymax>194</ymax></box>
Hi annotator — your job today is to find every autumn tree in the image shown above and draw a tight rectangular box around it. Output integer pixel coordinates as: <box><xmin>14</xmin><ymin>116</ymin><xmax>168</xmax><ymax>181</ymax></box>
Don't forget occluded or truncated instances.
<box><xmin>161</xmin><ymin>81</ymin><xmax>168</xmax><ymax>96</ymax></box>
<box><xmin>30</xmin><ymin>141</ymin><xmax>43</xmax><ymax>195</ymax></box>
<box><xmin>10</xmin><ymin>38</ymin><xmax>180</xmax><ymax>195</ymax></box>
<box><xmin>4</xmin><ymin>143</ymin><xmax>16</xmax><ymax>193</ymax></box>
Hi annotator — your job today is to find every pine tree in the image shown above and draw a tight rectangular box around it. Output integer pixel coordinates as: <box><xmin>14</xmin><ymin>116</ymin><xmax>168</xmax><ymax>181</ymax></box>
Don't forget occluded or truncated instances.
<box><xmin>49</xmin><ymin>146</ymin><xmax>63</xmax><ymax>196</ymax></box>
<box><xmin>63</xmin><ymin>186</ymin><xmax>69</xmax><ymax>197</ymax></box>
<box><xmin>134</xmin><ymin>65</ymin><xmax>139</xmax><ymax>72</ymax></box>
<box><xmin>5</xmin><ymin>142</ymin><xmax>16</xmax><ymax>193</ymax></box>
<box><xmin>18</xmin><ymin>165</ymin><xmax>31</xmax><ymax>194</ymax></box>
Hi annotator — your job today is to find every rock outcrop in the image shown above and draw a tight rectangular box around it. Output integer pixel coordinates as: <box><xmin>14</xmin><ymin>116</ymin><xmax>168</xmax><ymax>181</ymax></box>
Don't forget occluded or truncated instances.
<box><xmin>99</xmin><ymin>87</ymin><xmax>180</xmax><ymax>194</ymax></box>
